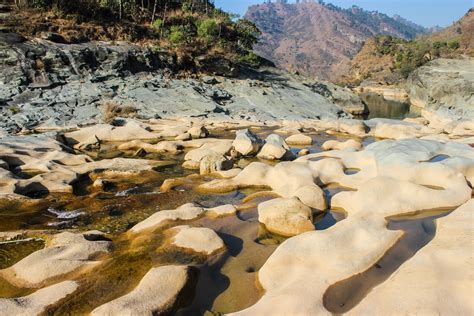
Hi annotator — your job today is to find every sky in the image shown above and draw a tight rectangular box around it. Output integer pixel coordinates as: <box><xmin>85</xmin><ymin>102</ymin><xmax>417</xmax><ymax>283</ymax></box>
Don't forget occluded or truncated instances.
<box><xmin>214</xmin><ymin>0</ymin><xmax>473</xmax><ymax>28</ymax></box>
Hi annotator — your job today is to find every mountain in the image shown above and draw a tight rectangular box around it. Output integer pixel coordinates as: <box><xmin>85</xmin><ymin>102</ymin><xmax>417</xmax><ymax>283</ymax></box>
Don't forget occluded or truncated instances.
<box><xmin>345</xmin><ymin>8</ymin><xmax>474</xmax><ymax>85</ymax></box>
<box><xmin>244</xmin><ymin>1</ymin><xmax>427</xmax><ymax>81</ymax></box>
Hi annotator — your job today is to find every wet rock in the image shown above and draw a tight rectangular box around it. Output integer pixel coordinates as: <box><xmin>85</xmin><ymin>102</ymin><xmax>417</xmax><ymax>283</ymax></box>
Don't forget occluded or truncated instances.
<box><xmin>232</xmin><ymin>129</ymin><xmax>263</xmax><ymax>156</ymax></box>
<box><xmin>170</xmin><ymin>225</ymin><xmax>225</xmax><ymax>255</ymax></box>
<box><xmin>258</xmin><ymin>197</ymin><xmax>314</xmax><ymax>237</ymax></box>
<box><xmin>285</xmin><ymin>133</ymin><xmax>313</xmax><ymax>146</ymax></box>
<box><xmin>321</xmin><ymin>139</ymin><xmax>362</xmax><ymax>151</ymax></box>
<box><xmin>257</xmin><ymin>134</ymin><xmax>294</xmax><ymax>160</ymax></box>
<box><xmin>91</xmin><ymin>265</ymin><xmax>195</xmax><ymax>316</ymax></box>
<box><xmin>199</xmin><ymin>153</ymin><xmax>233</xmax><ymax>175</ymax></box>
<box><xmin>0</xmin><ymin>281</ymin><xmax>78</xmax><ymax>315</ymax></box>
<box><xmin>0</xmin><ymin>231</ymin><xmax>111</xmax><ymax>287</ymax></box>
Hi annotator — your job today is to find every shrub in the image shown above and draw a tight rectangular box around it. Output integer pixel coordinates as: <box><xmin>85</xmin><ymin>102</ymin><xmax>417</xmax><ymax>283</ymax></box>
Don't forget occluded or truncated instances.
<box><xmin>197</xmin><ymin>18</ymin><xmax>219</xmax><ymax>39</ymax></box>
<box><xmin>153</xmin><ymin>18</ymin><xmax>163</xmax><ymax>31</ymax></box>
<box><xmin>239</xmin><ymin>51</ymin><xmax>260</xmax><ymax>66</ymax></box>
<box><xmin>447</xmin><ymin>39</ymin><xmax>460</xmax><ymax>49</ymax></box>
<box><xmin>234</xmin><ymin>19</ymin><xmax>261</xmax><ymax>50</ymax></box>
<box><xmin>169</xmin><ymin>26</ymin><xmax>185</xmax><ymax>44</ymax></box>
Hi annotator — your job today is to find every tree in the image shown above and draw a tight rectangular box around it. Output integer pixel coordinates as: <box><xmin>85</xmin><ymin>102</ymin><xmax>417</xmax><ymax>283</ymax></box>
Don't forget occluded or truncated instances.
<box><xmin>235</xmin><ymin>19</ymin><xmax>261</xmax><ymax>50</ymax></box>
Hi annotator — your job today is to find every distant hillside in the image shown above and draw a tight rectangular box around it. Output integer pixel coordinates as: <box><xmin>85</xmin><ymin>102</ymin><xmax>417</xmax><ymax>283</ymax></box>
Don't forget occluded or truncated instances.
<box><xmin>244</xmin><ymin>1</ymin><xmax>426</xmax><ymax>81</ymax></box>
<box><xmin>345</xmin><ymin>8</ymin><xmax>474</xmax><ymax>85</ymax></box>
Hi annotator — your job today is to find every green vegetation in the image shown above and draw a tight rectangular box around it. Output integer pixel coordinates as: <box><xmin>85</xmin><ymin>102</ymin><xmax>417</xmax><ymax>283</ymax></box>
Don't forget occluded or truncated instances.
<box><xmin>197</xmin><ymin>18</ymin><xmax>218</xmax><ymax>40</ymax></box>
<box><xmin>14</xmin><ymin>0</ymin><xmax>262</xmax><ymax>67</ymax></box>
<box><xmin>373</xmin><ymin>35</ymin><xmax>462</xmax><ymax>78</ymax></box>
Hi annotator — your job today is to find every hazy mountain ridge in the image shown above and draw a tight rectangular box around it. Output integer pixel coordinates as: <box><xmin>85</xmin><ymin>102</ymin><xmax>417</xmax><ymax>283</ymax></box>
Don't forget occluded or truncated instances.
<box><xmin>244</xmin><ymin>1</ymin><xmax>427</xmax><ymax>81</ymax></box>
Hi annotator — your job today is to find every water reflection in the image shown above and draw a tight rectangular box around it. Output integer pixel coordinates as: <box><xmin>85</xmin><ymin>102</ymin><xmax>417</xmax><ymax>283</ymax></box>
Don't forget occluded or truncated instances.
<box><xmin>359</xmin><ymin>93</ymin><xmax>418</xmax><ymax>120</ymax></box>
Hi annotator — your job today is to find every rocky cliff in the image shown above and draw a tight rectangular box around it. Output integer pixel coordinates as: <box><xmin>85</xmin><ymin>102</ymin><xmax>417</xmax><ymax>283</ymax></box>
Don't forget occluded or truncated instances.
<box><xmin>0</xmin><ymin>32</ymin><xmax>365</xmax><ymax>133</ymax></box>
<box><xmin>244</xmin><ymin>1</ymin><xmax>426</xmax><ymax>81</ymax></box>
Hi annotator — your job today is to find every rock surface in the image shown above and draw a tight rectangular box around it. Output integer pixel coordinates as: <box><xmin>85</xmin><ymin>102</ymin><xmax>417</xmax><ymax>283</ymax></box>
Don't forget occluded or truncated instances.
<box><xmin>170</xmin><ymin>225</ymin><xmax>225</xmax><ymax>255</ymax></box>
<box><xmin>0</xmin><ymin>36</ymin><xmax>358</xmax><ymax>133</ymax></box>
<box><xmin>408</xmin><ymin>58</ymin><xmax>474</xmax><ymax>120</ymax></box>
<box><xmin>232</xmin><ymin>129</ymin><xmax>263</xmax><ymax>156</ymax></box>
<box><xmin>1</xmin><ymin>231</ymin><xmax>111</xmax><ymax>287</ymax></box>
<box><xmin>258</xmin><ymin>197</ymin><xmax>314</xmax><ymax>237</ymax></box>
<box><xmin>257</xmin><ymin>134</ymin><xmax>294</xmax><ymax>160</ymax></box>
<box><xmin>350</xmin><ymin>199</ymin><xmax>474</xmax><ymax>315</ymax></box>
<box><xmin>130</xmin><ymin>204</ymin><xmax>205</xmax><ymax>234</ymax></box>
<box><xmin>0</xmin><ymin>281</ymin><xmax>78</xmax><ymax>315</ymax></box>
<box><xmin>285</xmin><ymin>133</ymin><xmax>313</xmax><ymax>146</ymax></box>
<box><xmin>231</xmin><ymin>138</ymin><xmax>473</xmax><ymax>315</ymax></box>
<box><xmin>91</xmin><ymin>265</ymin><xmax>194</xmax><ymax>316</ymax></box>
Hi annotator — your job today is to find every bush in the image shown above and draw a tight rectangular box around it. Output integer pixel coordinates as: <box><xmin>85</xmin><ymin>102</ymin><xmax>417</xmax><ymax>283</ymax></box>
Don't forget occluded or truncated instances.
<box><xmin>169</xmin><ymin>26</ymin><xmax>185</xmax><ymax>44</ymax></box>
<box><xmin>153</xmin><ymin>18</ymin><xmax>163</xmax><ymax>31</ymax></box>
<box><xmin>239</xmin><ymin>51</ymin><xmax>260</xmax><ymax>66</ymax></box>
<box><xmin>234</xmin><ymin>19</ymin><xmax>261</xmax><ymax>50</ymax></box>
<box><xmin>197</xmin><ymin>18</ymin><xmax>219</xmax><ymax>39</ymax></box>
<box><xmin>447</xmin><ymin>39</ymin><xmax>460</xmax><ymax>49</ymax></box>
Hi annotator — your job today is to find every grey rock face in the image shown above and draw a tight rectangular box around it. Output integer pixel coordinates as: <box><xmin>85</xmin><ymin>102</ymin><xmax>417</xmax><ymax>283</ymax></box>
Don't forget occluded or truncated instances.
<box><xmin>408</xmin><ymin>58</ymin><xmax>474</xmax><ymax>120</ymax></box>
<box><xmin>0</xmin><ymin>34</ymin><xmax>360</xmax><ymax>133</ymax></box>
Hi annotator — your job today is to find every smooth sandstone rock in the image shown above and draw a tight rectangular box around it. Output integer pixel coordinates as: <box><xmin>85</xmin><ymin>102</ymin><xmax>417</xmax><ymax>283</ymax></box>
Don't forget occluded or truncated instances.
<box><xmin>232</xmin><ymin>138</ymin><xmax>473</xmax><ymax>316</ymax></box>
<box><xmin>285</xmin><ymin>133</ymin><xmax>313</xmax><ymax>146</ymax></box>
<box><xmin>64</xmin><ymin>120</ymin><xmax>156</xmax><ymax>148</ymax></box>
<box><xmin>199</xmin><ymin>161</ymin><xmax>326</xmax><ymax>210</ymax></box>
<box><xmin>0</xmin><ymin>281</ymin><xmax>78</xmax><ymax>315</ymax></box>
<box><xmin>91</xmin><ymin>265</ymin><xmax>193</xmax><ymax>316</ymax></box>
<box><xmin>258</xmin><ymin>197</ymin><xmax>314</xmax><ymax>237</ymax></box>
<box><xmin>130</xmin><ymin>204</ymin><xmax>204</xmax><ymax>234</ymax></box>
<box><xmin>321</xmin><ymin>139</ymin><xmax>362</xmax><ymax>151</ymax></box>
<box><xmin>206</xmin><ymin>204</ymin><xmax>237</xmax><ymax>218</ymax></box>
<box><xmin>171</xmin><ymin>225</ymin><xmax>225</xmax><ymax>255</ymax></box>
<box><xmin>1</xmin><ymin>231</ymin><xmax>111</xmax><ymax>287</ymax></box>
<box><xmin>350</xmin><ymin>199</ymin><xmax>474</xmax><ymax>315</ymax></box>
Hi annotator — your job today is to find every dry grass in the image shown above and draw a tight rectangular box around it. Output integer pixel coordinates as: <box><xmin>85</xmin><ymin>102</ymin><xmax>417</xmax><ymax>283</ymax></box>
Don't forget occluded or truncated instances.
<box><xmin>101</xmin><ymin>101</ymin><xmax>137</xmax><ymax>124</ymax></box>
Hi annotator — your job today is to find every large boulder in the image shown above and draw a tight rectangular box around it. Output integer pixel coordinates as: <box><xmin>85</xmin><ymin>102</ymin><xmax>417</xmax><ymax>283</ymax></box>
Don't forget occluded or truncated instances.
<box><xmin>232</xmin><ymin>129</ymin><xmax>263</xmax><ymax>156</ymax></box>
<box><xmin>258</xmin><ymin>197</ymin><xmax>314</xmax><ymax>237</ymax></box>
<box><xmin>170</xmin><ymin>225</ymin><xmax>225</xmax><ymax>255</ymax></box>
<box><xmin>187</xmin><ymin>125</ymin><xmax>209</xmax><ymax>139</ymax></box>
<box><xmin>199</xmin><ymin>153</ymin><xmax>233</xmax><ymax>175</ymax></box>
<box><xmin>285</xmin><ymin>133</ymin><xmax>313</xmax><ymax>146</ymax></box>
<box><xmin>257</xmin><ymin>134</ymin><xmax>294</xmax><ymax>160</ymax></box>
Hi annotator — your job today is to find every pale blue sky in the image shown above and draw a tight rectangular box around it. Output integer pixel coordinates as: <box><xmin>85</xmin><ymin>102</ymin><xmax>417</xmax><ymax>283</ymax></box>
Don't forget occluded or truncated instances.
<box><xmin>214</xmin><ymin>0</ymin><xmax>473</xmax><ymax>27</ymax></box>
